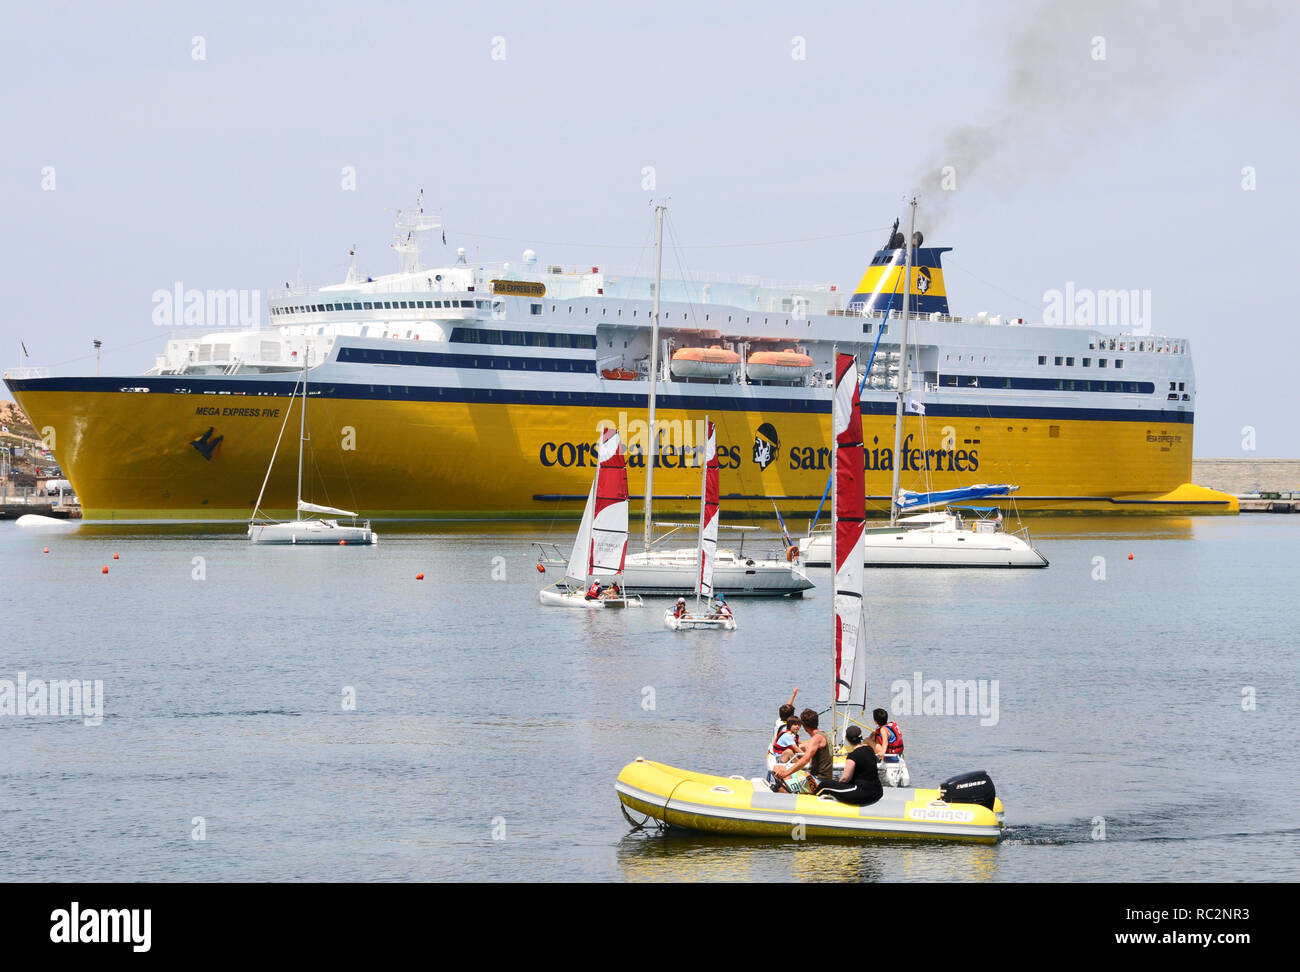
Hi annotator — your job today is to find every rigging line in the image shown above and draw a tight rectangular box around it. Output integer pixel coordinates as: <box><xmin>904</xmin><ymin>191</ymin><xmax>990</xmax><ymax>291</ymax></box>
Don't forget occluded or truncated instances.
<box><xmin>450</xmin><ymin>225</ymin><xmax>893</xmax><ymax>251</ymax></box>
<box><xmin>48</xmin><ymin>332</ymin><xmax>177</xmax><ymax>369</ymax></box>
<box><xmin>948</xmin><ymin>264</ymin><xmax>1037</xmax><ymax>310</ymax></box>
<box><xmin>250</xmin><ymin>374</ymin><xmax>301</xmax><ymax>521</ymax></box>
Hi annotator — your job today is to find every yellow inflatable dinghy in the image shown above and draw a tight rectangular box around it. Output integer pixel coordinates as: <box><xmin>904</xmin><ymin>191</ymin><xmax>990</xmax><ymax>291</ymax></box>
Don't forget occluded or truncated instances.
<box><xmin>616</xmin><ymin>758</ymin><xmax>1004</xmax><ymax>843</ymax></box>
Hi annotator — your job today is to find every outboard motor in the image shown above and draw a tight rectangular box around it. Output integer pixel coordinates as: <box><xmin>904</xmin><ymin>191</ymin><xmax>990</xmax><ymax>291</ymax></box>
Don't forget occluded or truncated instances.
<box><xmin>939</xmin><ymin>771</ymin><xmax>997</xmax><ymax>810</ymax></box>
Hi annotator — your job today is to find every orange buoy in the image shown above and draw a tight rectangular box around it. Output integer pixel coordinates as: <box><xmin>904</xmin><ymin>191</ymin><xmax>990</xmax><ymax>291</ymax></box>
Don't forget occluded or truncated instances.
<box><xmin>339</xmin><ymin>540</ymin><xmax>346</xmax><ymax>545</ymax></box>
<box><xmin>113</xmin><ymin>553</ymin><xmax>120</xmax><ymax>560</ymax></box>
<box><xmin>416</xmin><ymin>573</ymin><xmax>425</xmax><ymax>580</ymax></box>
<box><xmin>1128</xmin><ymin>553</ymin><xmax>1134</xmax><ymax>560</ymax></box>
<box><xmin>536</xmin><ymin>563</ymin><xmax>546</xmax><ymax>573</ymax></box>
<box><xmin>101</xmin><ymin>566</ymin><xmax>108</xmax><ymax>574</ymax></box>
<box><xmin>43</xmin><ymin>547</ymin><xmax>50</xmax><ymax>554</ymax></box>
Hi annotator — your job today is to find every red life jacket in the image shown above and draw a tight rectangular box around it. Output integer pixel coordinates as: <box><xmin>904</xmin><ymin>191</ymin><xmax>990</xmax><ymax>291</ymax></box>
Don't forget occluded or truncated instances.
<box><xmin>587</xmin><ymin>582</ymin><xmax>601</xmax><ymax>598</ymax></box>
<box><xmin>881</xmin><ymin>721</ymin><xmax>904</xmax><ymax>755</ymax></box>
<box><xmin>770</xmin><ymin>722</ymin><xmax>798</xmax><ymax>756</ymax></box>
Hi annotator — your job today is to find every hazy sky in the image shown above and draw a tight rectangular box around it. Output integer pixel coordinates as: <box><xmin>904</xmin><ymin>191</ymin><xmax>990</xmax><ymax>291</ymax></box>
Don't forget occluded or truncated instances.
<box><xmin>2</xmin><ymin>0</ymin><xmax>1296</xmax><ymax>456</ymax></box>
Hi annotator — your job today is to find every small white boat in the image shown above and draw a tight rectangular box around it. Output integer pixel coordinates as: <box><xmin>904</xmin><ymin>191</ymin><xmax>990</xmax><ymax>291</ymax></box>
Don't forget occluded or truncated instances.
<box><xmin>799</xmin><ymin>494</ymin><xmax>1047</xmax><ymax>568</ymax></box>
<box><xmin>538</xmin><ymin>584</ymin><xmax>643</xmax><ymax>609</ymax></box>
<box><xmin>539</xmin><ymin>427</ymin><xmax>640</xmax><ymax>608</ymax></box>
<box><xmin>247</xmin><ymin>359</ymin><xmax>377</xmax><ymax>546</ymax></box>
<box><xmin>249</xmin><ymin>502</ymin><xmax>377</xmax><ymax>545</ymax></box>
<box><xmin>665</xmin><ymin>606</ymin><xmax>736</xmax><ymax>630</ymax></box>
<box><xmin>663</xmin><ymin>417</ymin><xmax>739</xmax><ymax>631</ymax></box>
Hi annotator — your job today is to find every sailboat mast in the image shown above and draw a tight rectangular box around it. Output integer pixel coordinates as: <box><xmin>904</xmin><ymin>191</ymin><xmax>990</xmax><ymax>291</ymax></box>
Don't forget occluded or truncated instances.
<box><xmin>643</xmin><ymin>203</ymin><xmax>665</xmax><ymax>550</ymax></box>
<box><xmin>296</xmin><ymin>352</ymin><xmax>307</xmax><ymax>521</ymax></box>
<box><xmin>695</xmin><ymin>414</ymin><xmax>708</xmax><ymax>611</ymax></box>
<box><xmin>889</xmin><ymin>196</ymin><xmax>917</xmax><ymax>528</ymax></box>
<box><xmin>830</xmin><ymin>345</ymin><xmax>839</xmax><ymax>748</ymax></box>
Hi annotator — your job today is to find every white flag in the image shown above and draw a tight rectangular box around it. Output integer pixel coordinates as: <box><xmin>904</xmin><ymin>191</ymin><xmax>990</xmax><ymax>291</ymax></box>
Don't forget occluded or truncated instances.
<box><xmin>906</xmin><ymin>398</ymin><xmax>925</xmax><ymax>415</ymax></box>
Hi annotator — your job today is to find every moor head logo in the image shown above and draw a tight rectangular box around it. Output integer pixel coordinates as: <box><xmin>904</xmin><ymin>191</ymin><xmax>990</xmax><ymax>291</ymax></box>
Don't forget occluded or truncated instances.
<box><xmin>752</xmin><ymin>423</ymin><xmax>780</xmax><ymax>470</ymax></box>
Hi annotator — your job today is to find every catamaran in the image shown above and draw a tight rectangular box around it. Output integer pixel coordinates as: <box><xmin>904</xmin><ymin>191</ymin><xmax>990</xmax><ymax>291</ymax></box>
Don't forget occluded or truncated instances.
<box><xmin>664</xmin><ymin>417</ymin><xmax>736</xmax><ymax>631</ymax></box>
<box><xmin>247</xmin><ymin>358</ymin><xmax>376</xmax><ymax>545</ymax></box>
<box><xmin>798</xmin><ymin>199</ymin><xmax>1046</xmax><ymax>569</ymax></box>
<box><xmin>538</xmin><ymin>427</ymin><xmax>642</xmax><ymax>608</ymax></box>
<box><xmin>615</xmin><ymin>349</ymin><xmax>1006</xmax><ymax>842</ymax></box>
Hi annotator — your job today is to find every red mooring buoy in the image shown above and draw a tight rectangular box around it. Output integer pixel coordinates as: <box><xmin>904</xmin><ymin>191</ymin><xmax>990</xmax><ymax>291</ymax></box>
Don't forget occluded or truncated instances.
<box><xmin>416</xmin><ymin>573</ymin><xmax>425</xmax><ymax>580</ymax></box>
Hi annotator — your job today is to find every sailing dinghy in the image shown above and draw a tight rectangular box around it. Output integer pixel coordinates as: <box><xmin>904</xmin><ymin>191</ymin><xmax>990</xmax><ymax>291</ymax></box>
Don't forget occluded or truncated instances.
<box><xmin>664</xmin><ymin>418</ymin><xmax>736</xmax><ymax>631</ymax></box>
<box><xmin>617</xmin><ymin>349</ymin><xmax>1005</xmax><ymax>842</ymax></box>
<box><xmin>538</xmin><ymin>428</ymin><xmax>643</xmax><ymax>609</ymax></box>
<box><xmin>248</xmin><ymin>359</ymin><xmax>377</xmax><ymax>545</ymax></box>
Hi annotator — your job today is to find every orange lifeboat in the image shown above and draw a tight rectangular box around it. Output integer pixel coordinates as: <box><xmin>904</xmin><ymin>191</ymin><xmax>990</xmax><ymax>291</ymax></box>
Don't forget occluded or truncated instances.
<box><xmin>670</xmin><ymin>345</ymin><xmax>741</xmax><ymax>379</ymax></box>
<box><xmin>601</xmin><ymin>368</ymin><xmax>638</xmax><ymax>380</ymax></box>
<box><xmin>747</xmin><ymin>350</ymin><xmax>814</xmax><ymax>382</ymax></box>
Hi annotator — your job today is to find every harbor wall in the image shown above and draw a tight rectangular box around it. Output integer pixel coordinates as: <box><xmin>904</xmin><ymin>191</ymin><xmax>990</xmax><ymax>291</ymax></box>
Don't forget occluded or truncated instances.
<box><xmin>1193</xmin><ymin>459</ymin><xmax>1300</xmax><ymax>494</ymax></box>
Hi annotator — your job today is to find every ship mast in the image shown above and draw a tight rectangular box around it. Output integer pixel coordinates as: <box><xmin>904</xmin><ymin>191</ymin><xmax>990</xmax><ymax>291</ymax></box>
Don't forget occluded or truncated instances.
<box><xmin>889</xmin><ymin>197</ymin><xmax>917</xmax><ymax>528</ymax></box>
<box><xmin>643</xmin><ymin>203</ymin><xmax>665</xmax><ymax>550</ymax></box>
<box><xmin>296</xmin><ymin>353</ymin><xmax>307</xmax><ymax>521</ymax></box>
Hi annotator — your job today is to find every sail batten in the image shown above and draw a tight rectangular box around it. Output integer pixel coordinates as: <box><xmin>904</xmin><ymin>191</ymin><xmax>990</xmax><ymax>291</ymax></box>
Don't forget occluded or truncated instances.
<box><xmin>833</xmin><ymin>353</ymin><xmax>868</xmax><ymax>710</ymax></box>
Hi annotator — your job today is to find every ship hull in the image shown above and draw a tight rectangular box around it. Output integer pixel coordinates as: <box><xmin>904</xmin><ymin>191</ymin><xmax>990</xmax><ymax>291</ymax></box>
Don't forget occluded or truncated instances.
<box><xmin>7</xmin><ymin>377</ymin><xmax>1237</xmax><ymax>520</ymax></box>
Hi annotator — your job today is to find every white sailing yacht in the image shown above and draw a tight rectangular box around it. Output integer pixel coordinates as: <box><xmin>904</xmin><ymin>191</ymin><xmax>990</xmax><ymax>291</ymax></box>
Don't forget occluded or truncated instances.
<box><xmin>616</xmin><ymin>204</ymin><xmax>812</xmax><ymax>597</ymax></box>
<box><xmin>248</xmin><ymin>358</ymin><xmax>377</xmax><ymax>545</ymax></box>
<box><xmin>664</xmin><ymin>417</ymin><xmax>736</xmax><ymax>631</ymax></box>
<box><xmin>537</xmin><ymin>428</ymin><xmax>643</xmax><ymax>608</ymax></box>
<box><xmin>799</xmin><ymin>198</ymin><xmax>1046</xmax><ymax>569</ymax></box>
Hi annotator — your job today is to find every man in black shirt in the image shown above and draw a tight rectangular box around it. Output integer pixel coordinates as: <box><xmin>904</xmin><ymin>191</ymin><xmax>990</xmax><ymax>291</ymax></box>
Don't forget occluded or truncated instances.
<box><xmin>816</xmin><ymin>725</ymin><xmax>884</xmax><ymax>806</ymax></box>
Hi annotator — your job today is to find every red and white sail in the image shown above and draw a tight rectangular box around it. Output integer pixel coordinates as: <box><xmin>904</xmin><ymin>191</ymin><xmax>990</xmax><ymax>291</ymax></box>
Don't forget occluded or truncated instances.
<box><xmin>565</xmin><ymin>427</ymin><xmax>629</xmax><ymax>584</ymax></box>
<box><xmin>833</xmin><ymin>353</ymin><xmax>868</xmax><ymax>708</ymax></box>
<box><xmin>696</xmin><ymin>418</ymin><xmax>719</xmax><ymax>597</ymax></box>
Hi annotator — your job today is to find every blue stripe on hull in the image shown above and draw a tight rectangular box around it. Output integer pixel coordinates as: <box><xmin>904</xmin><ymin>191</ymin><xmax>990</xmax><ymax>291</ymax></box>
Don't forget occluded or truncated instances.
<box><xmin>4</xmin><ymin>376</ymin><xmax>1195</xmax><ymax>424</ymax></box>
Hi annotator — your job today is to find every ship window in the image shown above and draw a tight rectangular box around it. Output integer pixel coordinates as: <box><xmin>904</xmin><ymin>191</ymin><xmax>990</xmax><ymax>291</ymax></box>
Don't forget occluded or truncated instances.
<box><xmin>1098</xmin><ymin>359</ymin><xmax>1107</xmax><ymax>368</ymax></box>
<box><xmin>879</xmin><ymin>324</ymin><xmax>887</xmax><ymax>334</ymax></box>
<box><xmin>1054</xmin><ymin>356</ymin><xmax>1063</xmax><ymax>366</ymax></box>
<box><xmin>1115</xmin><ymin>359</ymin><xmax>1124</xmax><ymax>369</ymax></box>
<box><xmin>1038</xmin><ymin>355</ymin><xmax>1046</xmax><ymax>365</ymax></box>
<box><xmin>1129</xmin><ymin>383</ymin><xmax>1139</xmax><ymax>393</ymax></box>
<box><xmin>1066</xmin><ymin>357</ymin><xmax>1075</xmax><ymax>366</ymax></box>
<box><xmin>941</xmin><ymin>375</ymin><xmax>957</xmax><ymax>387</ymax></box>
<box><xmin>1004</xmin><ymin>378</ymin><xmax>1012</xmax><ymax>389</ymax></box>
<box><xmin>1083</xmin><ymin>358</ymin><xmax>1091</xmax><ymax>367</ymax></box>
<box><xmin>1178</xmin><ymin>382</ymin><xmax>1185</xmax><ymax>390</ymax></box>
<box><xmin>1055</xmin><ymin>380</ymin><xmax>1064</xmax><ymax>390</ymax></box>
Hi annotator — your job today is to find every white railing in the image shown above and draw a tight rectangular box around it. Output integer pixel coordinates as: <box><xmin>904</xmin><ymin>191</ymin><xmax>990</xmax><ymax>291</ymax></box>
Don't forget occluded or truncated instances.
<box><xmin>2</xmin><ymin>366</ymin><xmax>51</xmax><ymax>380</ymax></box>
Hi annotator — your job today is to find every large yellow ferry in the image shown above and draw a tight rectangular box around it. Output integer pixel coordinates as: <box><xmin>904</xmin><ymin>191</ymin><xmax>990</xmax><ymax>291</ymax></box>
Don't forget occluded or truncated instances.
<box><xmin>4</xmin><ymin>200</ymin><xmax>1234</xmax><ymax>521</ymax></box>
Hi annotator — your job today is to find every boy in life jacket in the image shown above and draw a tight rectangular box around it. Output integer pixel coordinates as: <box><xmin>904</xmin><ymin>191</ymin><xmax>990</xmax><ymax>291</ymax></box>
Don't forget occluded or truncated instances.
<box><xmin>765</xmin><ymin>686</ymin><xmax>799</xmax><ymax>771</ymax></box>
<box><xmin>871</xmin><ymin>707</ymin><xmax>910</xmax><ymax>787</ymax></box>
<box><xmin>585</xmin><ymin>580</ymin><xmax>602</xmax><ymax>600</ymax></box>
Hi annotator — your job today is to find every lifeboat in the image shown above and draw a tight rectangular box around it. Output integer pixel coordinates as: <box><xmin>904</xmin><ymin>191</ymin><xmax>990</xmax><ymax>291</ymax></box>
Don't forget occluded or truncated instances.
<box><xmin>746</xmin><ymin>350</ymin><xmax>813</xmax><ymax>382</ymax></box>
<box><xmin>670</xmin><ymin>346</ymin><xmax>740</xmax><ymax>380</ymax></box>
<box><xmin>601</xmin><ymin>368</ymin><xmax>638</xmax><ymax>381</ymax></box>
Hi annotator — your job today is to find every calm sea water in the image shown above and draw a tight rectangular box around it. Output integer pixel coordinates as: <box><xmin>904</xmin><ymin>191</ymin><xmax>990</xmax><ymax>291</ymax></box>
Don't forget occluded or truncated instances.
<box><xmin>0</xmin><ymin>514</ymin><xmax>1296</xmax><ymax>882</ymax></box>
